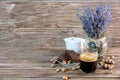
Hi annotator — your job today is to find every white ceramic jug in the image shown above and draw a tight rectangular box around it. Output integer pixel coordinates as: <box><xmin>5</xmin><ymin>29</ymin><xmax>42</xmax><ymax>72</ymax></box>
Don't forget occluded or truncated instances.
<box><xmin>64</xmin><ymin>37</ymin><xmax>85</xmax><ymax>53</ymax></box>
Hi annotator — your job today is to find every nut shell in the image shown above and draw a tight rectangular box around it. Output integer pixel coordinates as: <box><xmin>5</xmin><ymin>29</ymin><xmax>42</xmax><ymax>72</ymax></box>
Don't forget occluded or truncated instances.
<box><xmin>111</xmin><ymin>60</ymin><xmax>115</xmax><ymax>64</ymax></box>
<box><xmin>107</xmin><ymin>57</ymin><xmax>110</xmax><ymax>60</ymax></box>
<box><xmin>62</xmin><ymin>61</ymin><xmax>67</xmax><ymax>64</ymax></box>
<box><xmin>62</xmin><ymin>67</ymin><xmax>67</xmax><ymax>72</ymax></box>
<box><xmin>108</xmin><ymin>59</ymin><xmax>113</xmax><ymax>64</ymax></box>
<box><xmin>99</xmin><ymin>61</ymin><xmax>104</xmax><ymax>66</ymax></box>
<box><xmin>51</xmin><ymin>64</ymin><xmax>56</xmax><ymax>68</ymax></box>
<box><xmin>67</xmin><ymin>60</ymin><xmax>71</xmax><ymax>64</ymax></box>
<box><xmin>110</xmin><ymin>56</ymin><xmax>115</xmax><ymax>59</ymax></box>
<box><xmin>56</xmin><ymin>68</ymin><xmax>61</xmax><ymax>72</ymax></box>
<box><xmin>71</xmin><ymin>67</ymin><xmax>76</xmax><ymax>71</ymax></box>
<box><xmin>108</xmin><ymin>70</ymin><xmax>113</xmax><ymax>74</ymax></box>
<box><xmin>63</xmin><ymin>76</ymin><xmax>68</xmax><ymax>80</ymax></box>
<box><xmin>50</xmin><ymin>59</ymin><xmax>54</xmax><ymax>62</ymax></box>
<box><xmin>103</xmin><ymin>64</ymin><xmax>108</xmax><ymax>69</ymax></box>
<box><xmin>105</xmin><ymin>59</ymin><xmax>109</xmax><ymax>63</ymax></box>
<box><xmin>51</xmin><ymin>64</ymin><xmax>55</xmax><ymax>68</ymax></box>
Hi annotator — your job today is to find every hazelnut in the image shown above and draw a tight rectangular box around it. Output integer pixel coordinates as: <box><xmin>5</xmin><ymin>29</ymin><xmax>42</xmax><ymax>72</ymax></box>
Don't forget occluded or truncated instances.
<box><xmin>108</xmin><ymin>70</ymin><xmax>113</xmax><ymax>74</ymax></box>
<box><xmin>110</xmin><ymin>56</ymin><xmax>115</xmax><ymax>59</ymax></box>
<box><xmin>107</xmin><ymin>57</ymin><xmax>110</xmax><ymax>60</ymax></box>
<box><xmin>111</xmin><ymin>65</ymin><xmax>115</xmax><ymax>69</ymax></box>
<box><xmin>67</xmin><ymin>60</ymin><xmax>71</xmax><ymax>64</ymax></box>
<box><xmin>99</xmin><ymin>61</ymin><xmax>104</xmax><ymax>66</ymax></box>
<box><xmin>107</xmin><ymin>64</ymin><xmax>111</xmax><ymax>69</ymax></box>
<box><xmin>108</xmin><ymin>59</ymin><xmax>113</xmax><ymax>64</ymax></box>
<box><xmin>56</xmin><ymin>68</ymin><xmax>61</xmax><ymax>72</ymax></box>
<box><xmin>62</xmin><ymin>61</ymin><xmax>67</xmax><ymax>64</ymax></box>
<box><xmin>50</xmin><ymin>58</ymin><xmax>54</xmax><ymax>62</ymax></box>
<box><xmin>71</xmin><ymin>67</ymin><xmax>76</xmax><ymax>71</ymax></box>
<box><xmin>105</xmin><ymin>59</ymin><xmax>109</xmax><ymax>63</ymax></box>
<box><xmin>103</xmin><ymin>64</ymin><xmax>108</xmax><ymax>69</ymax></box>
<box><xmin>111</xmin><ymin>60</ymin><xmax>115</xmax><ymax>64</ymax></box>
<box><xmin>51</xmin><ymin>64</ymin><xmax>56</xmax><ymax>68</ymax></box>
<box><xmin>52</xmin><ymin>60</ymin><xmax>57</xmax><ymax>64</ymax></box>
<box><xmin>62</xmin><ymin>67</ymin><xmax>67</xmax><ymax>72</ymax></box>
<box><xmin>63</xmin><ymin>75</ymin><xmax>68</xmax><ymax>80</ymax></box>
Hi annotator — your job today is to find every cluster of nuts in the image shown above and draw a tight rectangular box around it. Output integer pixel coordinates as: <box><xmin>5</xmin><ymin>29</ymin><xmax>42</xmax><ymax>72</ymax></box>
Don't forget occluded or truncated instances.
<box><xmin>97</xmin><ymin>56</ymin><xmax>115</xmax><ymax>74</ymax></box>
<box><xmin>50</xmin><ymin>57</ymin><xmax>80</xmax><ymax>72</ymax></box>
<box><xmin>50</xmin><ymin>57</ymin><xmax>80</xmax><ymax>80</ymax></box>
<box><xmin>50</xmin><ymin>55</ymin><xmax>115</xmax><ymax>79</ymax></box>
<box><xmin>62</xmin><ymin>60</ymin><xmax>72</xmax><ymax>64</ymax></box>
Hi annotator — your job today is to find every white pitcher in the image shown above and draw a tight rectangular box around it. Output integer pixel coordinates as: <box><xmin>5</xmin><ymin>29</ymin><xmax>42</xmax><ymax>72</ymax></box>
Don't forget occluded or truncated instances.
<box><xmin>64</xmin><ymin>37</ymin><xmax>85</xmax><ymax>53</ymax></box>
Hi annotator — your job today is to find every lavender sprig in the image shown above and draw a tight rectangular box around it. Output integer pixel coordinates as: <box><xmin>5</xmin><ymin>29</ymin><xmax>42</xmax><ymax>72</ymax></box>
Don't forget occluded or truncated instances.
<box><xmin>77</xmin><ymin>5</ymin><xmax>111</xmax><ymax>39</ymax></box>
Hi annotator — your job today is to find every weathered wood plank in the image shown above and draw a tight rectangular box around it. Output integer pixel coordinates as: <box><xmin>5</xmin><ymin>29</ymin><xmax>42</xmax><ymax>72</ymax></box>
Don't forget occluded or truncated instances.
<box><xmin>0</xmin><ymin>47</ymin><xmax>119</xmax><ymax>78</ymax></box>
<box><xmin>0</xmin><ymin>1</ymin><xmax>119</xmax><ymax>47</ymax></box>
<box><xmin>0</xmin><ymin>0</ymin><xmax>119</xmax><ymax>79</ymax></box>
<box><xmin>0</xmin><ymin>78</ymin><xmax>120</xmax><ymax>80</ymax></box>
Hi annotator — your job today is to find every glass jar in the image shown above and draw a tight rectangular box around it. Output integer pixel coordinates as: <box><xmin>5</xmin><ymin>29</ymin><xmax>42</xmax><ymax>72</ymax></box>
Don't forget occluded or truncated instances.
<box><xmin>86</xmin><ymin>37</ymin><xmax>108</xmax><ymax>60</ymax></box>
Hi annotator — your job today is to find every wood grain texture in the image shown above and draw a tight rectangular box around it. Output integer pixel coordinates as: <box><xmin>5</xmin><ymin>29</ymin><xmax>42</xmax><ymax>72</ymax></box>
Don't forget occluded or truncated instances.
<box><xmin>0</xmin><ymin>0</ymin><xmax>120</xmax><ymax>48</ymax></box>
<box><xmin>0</xmin><ymin>47</ymin><xmax>120</xmax><ymax>79</ymax></box>
<box><xmin>0</xmin><ymin>0</ymin><xmax>120</xmax><ymax>80</ymax></box>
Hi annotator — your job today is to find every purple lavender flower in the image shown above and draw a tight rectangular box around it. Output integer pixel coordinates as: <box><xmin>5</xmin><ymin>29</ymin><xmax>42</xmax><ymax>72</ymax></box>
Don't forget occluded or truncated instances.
<box><xmin>77</xmin><ymin>5</ymin><xmax>111</xmax><ymax>39</ymax></box>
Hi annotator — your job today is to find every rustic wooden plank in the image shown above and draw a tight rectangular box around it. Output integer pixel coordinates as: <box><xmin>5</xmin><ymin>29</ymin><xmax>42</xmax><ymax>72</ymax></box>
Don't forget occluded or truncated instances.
<box><xmin>0</xmin><ymin>78</ymin><xmax>120</xmax><ymax>80</ymax></box>
<box><xmin>0</xmin><ymin>47</ymin><xmax>119</xmax><ymax>78</ymax></box>
<box><xmin>0</xmin><ymin>0</ymin><xmax>119</xmax><ymax>79</ymax></box>
<box><xmin>0</xmin><ymin>1</ymin><xmax>119</xmax><ymax>47</ymax></box>
<box><xmin>0</xmin><ymin>68</ymin><xmax>119</xmax><ymax>78</ymax></box>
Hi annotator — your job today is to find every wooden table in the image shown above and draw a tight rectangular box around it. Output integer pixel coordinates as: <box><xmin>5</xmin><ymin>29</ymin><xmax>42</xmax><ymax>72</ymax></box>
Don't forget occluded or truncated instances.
<box><xmin>0</xmin><ymin>47</ymin><xmax>120</xmax><ymax>80</ymax></box>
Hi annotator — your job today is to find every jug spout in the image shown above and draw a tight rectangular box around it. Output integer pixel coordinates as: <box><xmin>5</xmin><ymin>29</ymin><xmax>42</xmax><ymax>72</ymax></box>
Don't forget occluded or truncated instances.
<box><xmin>64</xmin><ymin>37</ymin><xmax>74</xmax><ymax>42</ymax></box>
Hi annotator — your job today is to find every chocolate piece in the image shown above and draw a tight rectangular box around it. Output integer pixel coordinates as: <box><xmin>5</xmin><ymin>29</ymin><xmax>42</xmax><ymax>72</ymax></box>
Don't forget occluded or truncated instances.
<box><xmin>65</xmin><ymin>50</ymin><xmax>80</xmax><ymax>63</ymax></box>
<box><xmin>57</xmin><ymin>51</ymin><xmax>69</xmax><ymax>62</ymax></box>
<box><xmin>58</xmin><ymin>50</ymin><xmax>80</xmax><ymax>63</ymax></box>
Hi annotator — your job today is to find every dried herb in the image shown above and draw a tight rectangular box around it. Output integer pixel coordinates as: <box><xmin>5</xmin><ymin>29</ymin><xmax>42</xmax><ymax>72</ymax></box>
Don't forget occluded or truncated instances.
<box><xmin>77</xmin><ymin>5</ymin><xmax>111</xmax><ymax>39</ymax></box>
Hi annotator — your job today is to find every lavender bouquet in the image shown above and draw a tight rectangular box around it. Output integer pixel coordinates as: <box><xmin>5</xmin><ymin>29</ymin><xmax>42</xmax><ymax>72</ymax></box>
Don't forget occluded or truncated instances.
<box><xmin>77</xmin><ymin>5</ymin><xmax>111</xmax><ymax>39</ymax></box>
<box><xmin>77</xmin><ymin>5</ymin><xmax>112</xmax><ymax>58</ymax></box>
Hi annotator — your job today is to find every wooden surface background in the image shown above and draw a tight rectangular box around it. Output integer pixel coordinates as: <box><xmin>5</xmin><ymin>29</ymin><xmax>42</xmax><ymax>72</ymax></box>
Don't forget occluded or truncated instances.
<box><xmin>0</xmin><ymin>0</ymin><xmax>120</xmax><ymax>48</ymax></box>
<box><xmin>0</xmin><ymin>0</ymin><xmax>120</xmax><ymax>80</ymax></box>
